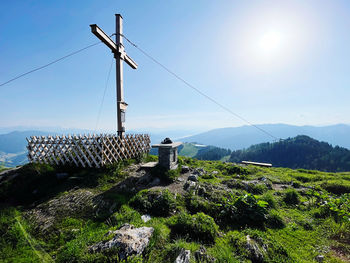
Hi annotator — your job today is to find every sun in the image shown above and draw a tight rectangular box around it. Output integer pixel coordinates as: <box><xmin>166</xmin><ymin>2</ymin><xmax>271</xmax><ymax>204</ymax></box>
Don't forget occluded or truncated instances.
<box><xmin>257</xmin><ymin>30</ymin><xmax>283</xmax><ymax>55</ymax></box>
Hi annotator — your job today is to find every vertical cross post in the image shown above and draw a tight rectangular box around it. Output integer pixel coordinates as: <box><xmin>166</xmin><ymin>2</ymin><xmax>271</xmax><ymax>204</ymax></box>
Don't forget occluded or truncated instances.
<box><xmin>116</xmin><ymin>14</ymin><xmax>125</xmax><ymax>137</ymax></box>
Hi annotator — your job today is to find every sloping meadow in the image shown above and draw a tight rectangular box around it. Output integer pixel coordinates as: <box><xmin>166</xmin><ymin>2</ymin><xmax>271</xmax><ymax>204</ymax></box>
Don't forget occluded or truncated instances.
<box><xmin>0</xmin><ymin>156</ymin><xmax>349</xmax><ymax>262</ymax></box>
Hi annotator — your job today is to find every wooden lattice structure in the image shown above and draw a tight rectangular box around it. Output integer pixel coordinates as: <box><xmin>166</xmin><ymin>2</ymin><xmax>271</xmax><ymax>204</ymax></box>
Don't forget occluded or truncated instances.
<box><xmin>26</xmin><ymin>134</ymin><xmax>151</xmax><ymax>168</ymax></box>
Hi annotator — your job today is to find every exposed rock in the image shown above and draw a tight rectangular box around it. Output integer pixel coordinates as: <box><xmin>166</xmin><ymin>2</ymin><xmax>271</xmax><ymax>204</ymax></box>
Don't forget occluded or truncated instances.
<box><xmin>90</xmin><ymin>224</ymin><xmax>154</xmax><ymax>260</ymax></box>
<box><xmin>315</xmin><ymin>255</ymin><xmax>325</xmax><ymax>262</ymax></box>
<box><xmin>175</xmin><ymin>248</ymin><xmax>191</xmax><ymax>263</ymax></box>
<box><xmin>141</xmin><ymin>214</ymin><xmax>151</xmax><ymax>222</ymax></box>
<box><xmin>25</xmin><ymin>189</ymin><xmax>112</xmax><ymax>234</ymax></box>
<box><xmin>194</xmin><ymin>245</ymin><xmax>216</xmax><ymax>262</ymax></box>
<box><xmin>193</xmin><ymin>168</ymin><xmax>205</xmax><ymax>176</ymax></box>
<box><xmin>181</xmin><ymin>165</ymin><xmax>190</xmax><ymax>173</ymax></box>
<box><xmin>246</xmin><ymin>235</ymin><xmax>264</xmax><ymax>263</ymax></box>
<box><xmin>212</xmin><ymin>171</ymin><xmax>219</xmax><ymax>175</ymax></box>
<box><xmin>184</xmin><ymin>181</ymin><xmax>197</xmax><ymax>191</ymax></box>
<box><xmin>188</xmin><ymin>174</ymin><xmax>198</xmax><ymax>182</ymax></box>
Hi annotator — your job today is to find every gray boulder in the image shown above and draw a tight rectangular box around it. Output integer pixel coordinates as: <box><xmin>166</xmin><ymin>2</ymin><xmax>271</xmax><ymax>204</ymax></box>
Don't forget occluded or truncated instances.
<box><xmin>175</xmin><ymin>248</ymin><xmax>190</xmax><ymax>263</ymax></box>
<box><xmin>90</xmin><ymin>224</ymin><xmax>154</xmax><ymax>260</ymax></box>
<box><xmin>246</xmin><ymin>235</ymin><xmax>264</xmax><ymax>263</ymax></box>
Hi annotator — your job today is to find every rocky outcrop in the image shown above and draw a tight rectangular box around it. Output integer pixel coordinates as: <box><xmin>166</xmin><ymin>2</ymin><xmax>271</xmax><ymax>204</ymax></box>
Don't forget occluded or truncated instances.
<box><xmin>90</xmin><ymin>224</ymin><xmax>154</xmax><ymax>260</ymax></box>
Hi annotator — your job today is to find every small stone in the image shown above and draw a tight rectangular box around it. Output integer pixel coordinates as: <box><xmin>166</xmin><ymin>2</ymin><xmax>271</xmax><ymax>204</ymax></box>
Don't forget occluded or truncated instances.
<box><xmin>177</xmin><ymin>178</ymin><xmax>184</xmax><ymax>182</ymax></box>
<box><xmin>212</xmin><ymin>171</ymin><xmax>219</xmax><ymax>175</ymax></box>
<box><xmin>188</xmin><ymin>174</ymin><xmax>198</xmax><ymax>182</ymax></box>
<box><xmin>315</xmin><ymin>255</ymin><xmax>324</xmax><ymax>262</ymax></box>
<box><xmin>141</xmin><ymin>214</ymin><xmax>151</xmax><ymax>223</ymax></box>
<box><xmin>195</xmin><ymin>245</ymin><xmax>215</xmax><ymax>262</ymax></box>
<box><xmin>181</xmin><ymin>166</ymin><xmax>190</xmax><ymax>173</ymax></box>
<box><xmin>175</xmin><ymin>248</ymin><xmax>190</xmax><ymax>263</ymax></box>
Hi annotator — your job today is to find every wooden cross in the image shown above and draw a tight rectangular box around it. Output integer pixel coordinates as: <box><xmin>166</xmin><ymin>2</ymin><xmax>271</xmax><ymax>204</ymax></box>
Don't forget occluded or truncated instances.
<box><xmin>90</xmin><ymin>14</ymin><xmax>138</xmax><ymax>137</ymax></box>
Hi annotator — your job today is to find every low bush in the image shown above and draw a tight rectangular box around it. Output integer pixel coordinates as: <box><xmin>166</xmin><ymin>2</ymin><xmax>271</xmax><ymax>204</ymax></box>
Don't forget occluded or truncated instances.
<box><xmin>249</xmin><ymin>183</ymin><xmax>269</xmax><ymax>194</ymax></box>
<box><xmin>321</xmin><ymin>180</ymin><xmax>350</xmax><ymax>195</ymax></box>
<box><xmin>283</xmin><ymin>189</ymin><xmax>300</xmax><ymax>205</ymax></box>
<box><xmin>217</xmin><ymin>193</ymin><xmax>269</xmax><ymax>227</ymax></box>
<box><xmin>129</xmin><ymin>189</ymin><xmax>177</xmax><ymax>217</ymax></box>
<box><xmin>266</xmin><ymin>210</ymin><xmax>285</xmax><ymax>229</ymax></box>
<box><xmin>185</xmin><ymin>194</ymin><xmax>215</xmax><ymax>216</ymax></box>
<box><xmin>224</xmin><ymin>165</ymin><xmax>250</xmax><ymax>176</ymax></box>
<box><xmin>260</xmin><ymin>192</ymin><xmax>277</xmax><ymax>209</ymax></box>
<box><xmin>168</xmin><ymin>212</ymin><xmax>218</xmax><ymax>243</ymax></box>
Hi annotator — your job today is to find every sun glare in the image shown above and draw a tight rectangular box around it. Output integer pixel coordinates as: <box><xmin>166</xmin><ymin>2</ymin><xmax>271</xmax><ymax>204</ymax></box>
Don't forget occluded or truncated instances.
<box><xmin>258</xmin><ymin>31</ymin><xmax>283</xmax><ymax>55</ymax></box>
<box><xmin>227</xmin><ymin>5</ymin><xmax>316</xmax><ymax>73</ymax></box>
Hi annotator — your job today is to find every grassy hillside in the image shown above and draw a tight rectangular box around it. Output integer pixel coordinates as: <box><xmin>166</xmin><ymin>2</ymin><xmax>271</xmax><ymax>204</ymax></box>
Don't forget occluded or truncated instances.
<box><xmin>151</xmin><ymin>143</ymin><xmax>232</xmax><ymax>161</ymax></box>
<box><xmin>0</xmin><ymin>157</ymin><xmax>349</xmax><ymax>262</ymax></box>
<box><xmin>230</xmin><ymin>135</ymin><xmax>350</xmax><ymax>172</ymax></box>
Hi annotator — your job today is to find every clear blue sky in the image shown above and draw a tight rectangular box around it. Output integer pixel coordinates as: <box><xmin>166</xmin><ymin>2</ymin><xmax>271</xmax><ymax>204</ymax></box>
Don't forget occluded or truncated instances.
<box><xmin>1</xmin><ymin>0</ymin><xmax>350</xmax><ymax>134</ymax></box>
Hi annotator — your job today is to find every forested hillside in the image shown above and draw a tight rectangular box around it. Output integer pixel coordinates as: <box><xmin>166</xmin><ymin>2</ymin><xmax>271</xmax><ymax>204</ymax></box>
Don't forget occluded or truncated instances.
<box><xmin>229</xmin><ymin>135</ymin><xmax>350</xmax><ymax>172</ymax></box>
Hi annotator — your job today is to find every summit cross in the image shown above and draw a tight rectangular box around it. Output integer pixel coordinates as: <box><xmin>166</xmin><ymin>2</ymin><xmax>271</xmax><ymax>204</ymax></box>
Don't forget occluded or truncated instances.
<box><xmin>90</xmin><ymin>14</ymin><xmax>138</xmax><ymax>137</ymax></box>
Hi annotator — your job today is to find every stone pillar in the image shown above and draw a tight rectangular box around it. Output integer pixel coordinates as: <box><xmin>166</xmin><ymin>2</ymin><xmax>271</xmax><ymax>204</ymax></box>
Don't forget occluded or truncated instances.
<box><xmin>152</xmin><ymin>142</ymin><xmax>182</xmax><ymax>170</ymax></box>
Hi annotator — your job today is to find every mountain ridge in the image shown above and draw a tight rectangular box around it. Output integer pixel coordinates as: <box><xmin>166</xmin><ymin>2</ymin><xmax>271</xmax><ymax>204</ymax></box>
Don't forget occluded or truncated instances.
<box><xmin>181</xmin><ymin>123</ymin><xmax>350</xmax><ymax>150</ymax></box>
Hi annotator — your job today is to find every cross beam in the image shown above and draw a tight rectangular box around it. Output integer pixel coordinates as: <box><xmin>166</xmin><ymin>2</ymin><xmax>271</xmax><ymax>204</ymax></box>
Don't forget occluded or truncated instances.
<box><xmin>90</xmin><ymin>14</ymin><xmax>137</xmax><ymax>136</ymax></box>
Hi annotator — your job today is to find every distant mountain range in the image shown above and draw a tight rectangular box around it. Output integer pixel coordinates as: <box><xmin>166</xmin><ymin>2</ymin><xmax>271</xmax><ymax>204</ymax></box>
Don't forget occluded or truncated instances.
<box><xmin>1</xmin><ymin>123</ymin><xmax>350</xmax><ymax>168</ymax></box>
<box><xmin>229</xmin><ymin>135</ymin><xmax>350</xmax><ymax>172</ymax></box>
<box><xmin>181</xmin><ymin>124</ymin><xmax>350</xmax><ymax>150</ymax></box>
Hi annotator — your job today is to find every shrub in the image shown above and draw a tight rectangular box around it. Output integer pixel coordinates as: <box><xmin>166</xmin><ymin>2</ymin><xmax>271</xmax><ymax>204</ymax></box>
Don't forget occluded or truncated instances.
<box><xmin>185</xmin><ymin>194</ymin><xmax>214</xmax><ymax>216</ymax></box>
<box><xmin>249</xmin><ymin>183</ymin><xmax>268</xmax><ymax>194</ymax></box>
<box><xmin>224</xmin><ymin>165</ymin><xmax>250</xmax><ymax>176</ymax></box>
<box><xmin>168</xmin><ymin>212</ymin><xmax>218</xmax><ymax>243</ymax></box>
<box><xmin>321</xmin><ymin>180</ymin><xmax>350</xmax><ymax>195</ymax></box>
<box><xmin>266</xmin><ymin>210</ymin><xmax>285</xmax><ymax>229</ymax></box>
<box><xmin>260</xmin><ymin>192</ymin><xmax>277</xmax><ymax>209</ymax></box>
<box><xmin>218</xmin><ymin>193</ymin><xmax>269</xmax><ymax>227</ymax></box>
<box><xmin>130</xmin><ymin>189</ymin><xmax>176</xmax><ymax>217</ymax></box>
<box><xmin>283</xmin><ymin>189</ymin><xmax>300</xmax><ymax>205</ymax></box>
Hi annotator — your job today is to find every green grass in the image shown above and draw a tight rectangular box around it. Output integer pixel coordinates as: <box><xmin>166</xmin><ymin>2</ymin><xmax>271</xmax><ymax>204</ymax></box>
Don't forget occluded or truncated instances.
<box><xmin>178</xmin><ymin>143</ymin><xmax>199</xmax><ymax>157</ymax></box>
<box><xmin>1</xmin><ymin>156</ymin><xmax>349</xmax><ymax>262</ymax></box>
